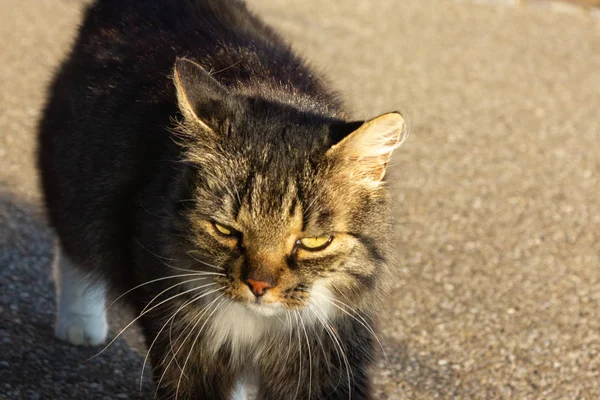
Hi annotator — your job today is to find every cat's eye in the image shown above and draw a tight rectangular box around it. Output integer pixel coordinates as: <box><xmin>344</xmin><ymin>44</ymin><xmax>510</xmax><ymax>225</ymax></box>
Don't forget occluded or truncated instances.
<box><xmin>212</xmin><ymin>222</ymin><xmax>234</xmax><ymax>236</ymax></box>
<box><xmin>297</xmin><ymin>235</ymin><xmax>333</xmax><ymax>251</ymax></box>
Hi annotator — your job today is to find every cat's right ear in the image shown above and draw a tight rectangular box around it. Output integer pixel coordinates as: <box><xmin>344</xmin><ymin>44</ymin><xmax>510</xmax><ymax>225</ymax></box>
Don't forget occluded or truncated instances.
<box><xmin>173</xmin><ymin>57</ymin><xmax>231</xmax><ymax>134</ymax></box>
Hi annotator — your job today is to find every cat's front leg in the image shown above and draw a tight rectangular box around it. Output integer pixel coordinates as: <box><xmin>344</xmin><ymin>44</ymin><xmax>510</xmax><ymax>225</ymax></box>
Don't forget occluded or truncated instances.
<box><xmin>53</xmin><ymin>242</ymin><xmax>108</xmax><ymax>347</ymax></box>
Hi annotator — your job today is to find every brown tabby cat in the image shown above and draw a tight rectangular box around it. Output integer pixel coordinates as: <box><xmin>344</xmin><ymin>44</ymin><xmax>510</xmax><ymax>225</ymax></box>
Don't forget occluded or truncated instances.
<box><xmin>38</xmin><ymin>0</ymin><xmax>406</xmax><ymax>398</ymax></box>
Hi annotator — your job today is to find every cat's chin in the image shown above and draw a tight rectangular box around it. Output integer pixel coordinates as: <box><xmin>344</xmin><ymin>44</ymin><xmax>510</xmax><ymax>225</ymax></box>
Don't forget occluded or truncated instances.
<box><xmin>243</xmin><ymin>301</ymin><xmax>283</xmax><ymax>317</ymax></box>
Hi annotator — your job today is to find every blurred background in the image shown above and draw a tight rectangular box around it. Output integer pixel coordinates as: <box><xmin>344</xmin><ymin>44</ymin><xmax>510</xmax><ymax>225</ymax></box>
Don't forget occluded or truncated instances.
<box><xmin>1</xmin><ymin>0</ymin><xmax>599</xmax><ymax>398</ymax></box>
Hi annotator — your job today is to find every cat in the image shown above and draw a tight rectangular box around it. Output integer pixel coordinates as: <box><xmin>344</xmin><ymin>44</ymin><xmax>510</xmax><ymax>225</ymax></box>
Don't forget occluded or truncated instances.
<box><xmin>37</xmin><ymin>0</ymin><xmax>406</xmax><ymax>398</ymax></box>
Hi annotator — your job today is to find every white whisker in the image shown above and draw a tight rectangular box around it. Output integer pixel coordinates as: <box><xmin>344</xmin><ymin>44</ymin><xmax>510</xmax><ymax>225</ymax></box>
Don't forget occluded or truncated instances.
<box><xmin>155</xmin><ymin>292</ymin><xmax>224</xmax><ymax>396</ymax></box>
<box><xmin>308</xmin><ymin>307</ymin><xmax>328</xmax><ymax>361</ymax></box>
<box><xmin>108</xmin><ymin>272</ymin><xmax>223</xmax><ymax>310</ymax></box>
<box><xmin>325</xmin><ymin>297</ymin><xmax>390</xmax><ymax>367</ymax></box>
<box><xmin>166</xmin><ymin>287</ymin><xmax>221</xmax><ymax>374</ymax></box>
<box><xmin>135</xmin><ymin>238</ymin><xmax>222</xmax><ymax>274</ymax></box>
<box><xmin>140</xmin><ymin>278</ymin><xmax>220</xmax><ymax>316</ymax></box>
<box><xmin>306</xmin><ymin>299</ymin><xmax>353</xmax><ymax>400</ymax></box>
<box><xmin>285</xmin><ymin>310</ymin><xmax>294</xmax><ymax>361</ymax></box>
<box><xmin>292</xmin><ymin>311</ymin><xmax>303</xmax><ymax>400</ymax></box>
<box><xmin>302</xmin><ymin>194</ymin><xmax>321</xmax><ymax>217</ymax></box>
<box><xmin>185</xmin><ymin>250</ymin><xmax>225</xmax><ymax>271</ymax></box>
<box><xmin>134</xmin><ymin>239</ymin><xmax>183</xmax><ymax>264</ymax></box>
<box><xmin>175</xmin><ymin>296</ymin><xmax>226</xmax><ymax>399</ymax></box>
<box><xmin>209</xmin><ymin>59</ymin><xmax>242</xmax><ymax>76</ymax></box>
<box><xmin>305</xmin><ymin>304</ymin><xmax>343</xmax><ymax>394</ymax></box>
<box><xmin>91</xmin><ymin>282</ymin><xmax>221</xmax><ymax>361</ymax></box>
<box><xmin>298</xmin><ymin>310</ymin><xmax>312</xmax><ymax>400</ymax></box>
<box><xmin>304</xmin><ymin>304</ymin><xmax>344</xmax><ymax>395</ymax></box>
<box><xmin>140</xmin><ymin>283</ymin><xmax>217</xmax><ymax>390</ymax></box>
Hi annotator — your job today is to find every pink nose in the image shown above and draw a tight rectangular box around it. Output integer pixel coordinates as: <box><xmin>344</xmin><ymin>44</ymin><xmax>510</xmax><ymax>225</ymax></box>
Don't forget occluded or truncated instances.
<box><xmin>245</xmin><ymin>279</ymin><xmax>273</xmax><ymax>297</ymax></box>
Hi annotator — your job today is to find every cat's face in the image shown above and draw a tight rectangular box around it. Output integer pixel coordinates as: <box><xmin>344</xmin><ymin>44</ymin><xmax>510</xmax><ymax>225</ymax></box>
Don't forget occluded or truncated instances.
<box><xmin>170</xmin><ymin>58</ymin><xmax>404</xmax><ymax>319</ymax></box>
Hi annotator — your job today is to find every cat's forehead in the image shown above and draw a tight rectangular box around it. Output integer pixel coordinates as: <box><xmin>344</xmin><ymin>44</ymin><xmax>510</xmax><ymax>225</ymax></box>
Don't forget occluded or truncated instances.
<box><xmin>223</xmin><ymin>125</ymin><xmax>325</xmax><ymax>183</ymax></box>
<box><xmin>238</xmin><ymin>168</ymin><xmax>303</xmax><ymax>216</ymax></box>
<box><xmin>237</xmin><ymin>173</ymin><xmax>303</xmax><ymax>237</ymax></box>
<box><xmin>205</xmin><ymin>152</ymin><xmax>323</xmax><ymax>230</ymax></box>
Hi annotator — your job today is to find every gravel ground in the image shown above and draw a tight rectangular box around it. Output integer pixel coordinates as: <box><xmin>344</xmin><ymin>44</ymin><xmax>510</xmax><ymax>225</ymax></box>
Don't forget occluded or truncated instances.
<box><xmin>1</xmin><ymin>0</ymin><xmax>599</xmax><ymax>399</ymax></box>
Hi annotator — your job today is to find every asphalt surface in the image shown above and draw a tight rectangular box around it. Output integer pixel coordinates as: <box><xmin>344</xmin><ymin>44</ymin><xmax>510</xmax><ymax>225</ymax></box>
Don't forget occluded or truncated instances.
<box><xmin>1</xmin><ymin>0</ymin><xmax>599</xmax><ymax>399</ymax></box>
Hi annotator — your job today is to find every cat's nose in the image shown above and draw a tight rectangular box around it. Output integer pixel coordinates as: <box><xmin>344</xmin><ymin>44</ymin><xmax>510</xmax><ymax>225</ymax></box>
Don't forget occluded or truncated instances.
<box><xmin>245</xmin><ymin>278</ymin><xmax>274</xmax><ymax>297</ymax></box>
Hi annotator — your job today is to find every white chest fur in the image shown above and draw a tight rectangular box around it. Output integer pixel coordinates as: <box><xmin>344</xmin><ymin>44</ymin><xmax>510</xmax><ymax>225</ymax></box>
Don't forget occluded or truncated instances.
<box><xmin>204</xmin><ymin>283</ymin><xmax>336</xmax><ymax>400</ymax></box>
<box><xmin>206</xmin><ymin>301</ymin><xmax>274</xmax><ymax>359</ymax></box>
<box><xmin>205</xmin><ymin>282</ymin><xmax>334</xmax><ymax>358</ymax></box>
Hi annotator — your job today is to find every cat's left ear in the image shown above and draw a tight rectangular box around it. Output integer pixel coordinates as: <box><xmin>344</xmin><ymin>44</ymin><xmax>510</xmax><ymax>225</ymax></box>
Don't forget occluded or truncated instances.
<box><xmin>326</xmin><ymin>112</ymin><xmax>406</xmax><ymax>182</ymax></box>
<box><xmin>173</xmin><ymin>57</ymin><xmax>233</xmax><ymax>134</ymax></box>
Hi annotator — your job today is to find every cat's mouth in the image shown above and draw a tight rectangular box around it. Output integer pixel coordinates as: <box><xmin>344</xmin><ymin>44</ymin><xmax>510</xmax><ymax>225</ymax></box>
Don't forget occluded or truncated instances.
<box><xmin>243</xmin><ymin>300</ymin><xmax>283</xmax><ymax>317</ymax></box>
<box><xmin>213</xmin><ymin>275</ymin><xmax>309</xmax><ymax>316</ymax></box>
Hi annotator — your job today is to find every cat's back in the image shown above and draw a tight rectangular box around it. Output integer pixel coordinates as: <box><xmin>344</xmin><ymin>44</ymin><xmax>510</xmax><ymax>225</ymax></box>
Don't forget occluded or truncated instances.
<box><xmin>83</xmin><ymin>0</ymin><xmax>279</xmax><ymax>47</ymax></box>
<box><xmin>78</xmin><ymin>0</ymin><xmax>279</xmax><ymax>67</ymax></box>
<box><xmin>40</xmin><ymin>0</ymin><xmax>338</xmax><ymax>151</ymax></box>
<box><xmin>62</xmin><ymin>0</ymin><xmax>331</xmax><ymax>102</ymax></box>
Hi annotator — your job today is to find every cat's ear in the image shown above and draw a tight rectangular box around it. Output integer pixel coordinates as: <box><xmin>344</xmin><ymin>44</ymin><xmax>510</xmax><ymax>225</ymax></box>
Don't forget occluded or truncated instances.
<box><xmin>326</xmin><ymin>112</ymin><xmax>406</xmax><ymax>183</ymax></box>
<box><xmin>173</xmin><ymin>57</ymin><xmax>232</xmax><ymax>133</ymax></box>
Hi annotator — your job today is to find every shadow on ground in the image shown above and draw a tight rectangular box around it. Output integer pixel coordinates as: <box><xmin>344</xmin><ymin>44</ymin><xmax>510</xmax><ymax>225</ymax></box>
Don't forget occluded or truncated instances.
<box><xmin>0</xmin><ymin>189</ymin><xmax>153</xmax><ymax>400</ymax></box>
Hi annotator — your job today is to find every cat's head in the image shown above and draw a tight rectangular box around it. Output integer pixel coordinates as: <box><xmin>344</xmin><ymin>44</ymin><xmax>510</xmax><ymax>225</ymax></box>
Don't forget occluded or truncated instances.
<box><xmin>169</xmin><ymin>58</ymin><xmax>405</xmax><ymax>320</ymax></box>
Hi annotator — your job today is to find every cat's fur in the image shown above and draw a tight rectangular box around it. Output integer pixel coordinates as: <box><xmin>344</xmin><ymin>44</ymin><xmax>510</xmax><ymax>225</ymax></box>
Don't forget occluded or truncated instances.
<box><xmin>38</xmin><ymin>0</ymin><xmax>405</xmax><ymax>399</ymax></box>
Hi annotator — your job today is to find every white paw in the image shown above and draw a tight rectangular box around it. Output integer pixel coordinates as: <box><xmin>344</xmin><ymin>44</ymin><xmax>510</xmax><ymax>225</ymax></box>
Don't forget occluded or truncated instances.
<box><xmin>55</xmin><ymin>313</ymin><xmax>108</xmax><ymax>347</ymax></box>
<box><xmin>53</xmin><ymin>244</ymin><xmax>108</xmax><ymax>347</ymax></box>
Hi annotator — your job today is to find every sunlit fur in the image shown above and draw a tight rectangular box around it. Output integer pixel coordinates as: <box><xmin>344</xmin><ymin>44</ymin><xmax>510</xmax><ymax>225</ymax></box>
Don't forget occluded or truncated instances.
<box><xmin>37</xmin><ymin>0</ymin><xmax>404</xmax><ymax>399</ymax></box>
<box><xmin>153</xmin><ymin>97</ymin><xmax>399</xmax><ymax>397</ymax></box>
